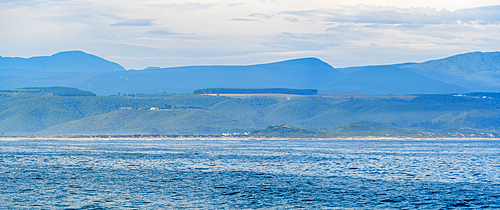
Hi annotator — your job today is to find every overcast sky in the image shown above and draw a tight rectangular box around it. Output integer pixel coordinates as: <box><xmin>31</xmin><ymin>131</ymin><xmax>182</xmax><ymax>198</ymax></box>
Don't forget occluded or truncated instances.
<box><xmin>1</xmin><ymin>0</ymin><xmax>499</xmax><ymax>69</ymax></box>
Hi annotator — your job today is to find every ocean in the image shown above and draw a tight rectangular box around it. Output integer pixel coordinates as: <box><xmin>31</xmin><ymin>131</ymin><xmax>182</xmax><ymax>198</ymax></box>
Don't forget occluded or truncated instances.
<box><xmin>1</xmin><ymin>138</ymin><xmax>499</xmax><ymax>209</ymax></box>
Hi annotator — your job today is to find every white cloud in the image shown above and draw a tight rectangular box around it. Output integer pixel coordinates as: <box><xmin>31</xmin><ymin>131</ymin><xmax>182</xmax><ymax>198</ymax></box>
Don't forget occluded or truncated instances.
<box><xmin>227</xmin><ymin>2</ymin><xmax>245</xmax><ymax>7</ymax></box>
<box><xmin>145</xmin><ymin>29</ymin><xmax>185</xmax><ymax>35</ymax></box>
<box><xmin>110</xmin><ymin>19</ymin><xmax>154</xmax><ymax>26</ymax></box>
<box><xmin>231</xmin><ymin>18</ymin><xmax>258</xmax><ymax>21</ymax></box>
<box><xmin>147</xmin><ymin>2</ymin><xmax>218</xmax><ymax>12</ymax></box>
<box><xmin>280</xmin><ymin>5</ymin><xmax>500</xmax><ymax>25</ymax></box>
<box><xmin>0</xmin><ymin>0</ymin><xmax>499</xmax><ymax>69</ymax></box>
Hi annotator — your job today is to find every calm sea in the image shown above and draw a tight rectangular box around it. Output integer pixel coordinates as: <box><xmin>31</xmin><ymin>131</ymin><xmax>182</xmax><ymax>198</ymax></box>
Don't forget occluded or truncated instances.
<box><xmin>1</xmin><ymin>139</ymin><xmax>499</xmax><ymax>209</ymax></box>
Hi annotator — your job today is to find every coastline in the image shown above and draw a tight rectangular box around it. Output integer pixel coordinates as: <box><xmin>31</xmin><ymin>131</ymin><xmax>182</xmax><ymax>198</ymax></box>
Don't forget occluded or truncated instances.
<box><xmin>1</xmin><ymin>135</ymin><xmax>500</xmax><ymax>141</ymax></box>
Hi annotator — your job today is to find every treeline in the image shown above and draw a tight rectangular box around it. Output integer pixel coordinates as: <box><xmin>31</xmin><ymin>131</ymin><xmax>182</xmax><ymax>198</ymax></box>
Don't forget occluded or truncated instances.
<box><xmin>1</xmin><ymin>87</ymin><xmax>96</xmax><ymax>96</ymax></box>
<box><xmin>193</xmin><ymin>88</ymin><xmax>318</xmax><ymax>95</ymax></box>
<box><xmin>409</xmin><ymin>93</ymin><xmax>500</xmax><ymax>110</ymax></box>
<box><xmin>37</xmin><ymin>87</ymin><xmax>96</xmax><ymax>96</ymax></box>
<box><xmin>117</xmin><ymin>92</ymin><xmax>175</xmax><ymax>98</ymax></box>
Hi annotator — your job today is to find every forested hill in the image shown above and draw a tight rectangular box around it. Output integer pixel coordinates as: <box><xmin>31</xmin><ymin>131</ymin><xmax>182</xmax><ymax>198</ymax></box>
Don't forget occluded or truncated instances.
<box><xmin>2</xmin><ymin>88</ymin><xmax>500</xmax><ymax>137</ymax></box>
<box><xmin>0</xmin><ymin>87</ymin><xmax>96</xmax><ymax>96</ymax></box>
<box><xmin>193</xmin><ymin>88</ymin><xmax>318</xmax><ymax>95</ymax></box>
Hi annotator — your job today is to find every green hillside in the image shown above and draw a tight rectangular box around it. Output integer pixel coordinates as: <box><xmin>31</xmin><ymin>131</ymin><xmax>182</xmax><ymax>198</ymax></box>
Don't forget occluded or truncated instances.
<box><xmin>39</xmin><ymin>109</ymin><xmax>265</xmax><ymax>135</ymax></box>
<box><xmin>330</xmin><ymin>124</ymin><xmax>423</xmax><ymax>137</ymax></box>
<box><xmin>0</xmin><ymin>90</ymin><xmax>170</xmax><ymax>135</ymax></box>
<box><xmin>2</xmin><ymin>87</ymin><xmax>500</xmax><ymax>137</ymax></box>
<box><xmin>193</xmin><ymin>88</ymin><xmax>318</xmax><ymax>95</ymax></box>
<box><xmin>0</xmin><ymin>86</ymin><xmax>96</xmax><ymax>96</ymax></box>
<box><xmin>250</xmin><ymin>124</ymin><xmax>333</xmax><ymax>137</ymax></box>
<box><xmin>249</xmin><ymin>124</ymin><xmax>500</xmax><ymax>138</ymax></box>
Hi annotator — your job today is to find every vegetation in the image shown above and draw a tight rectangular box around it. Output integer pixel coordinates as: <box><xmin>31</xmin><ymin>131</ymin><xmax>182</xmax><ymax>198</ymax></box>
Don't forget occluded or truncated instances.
<box><xmin>0</xmin><ymin>87</ymin><xmax>96</xmax><ymax>96</ymax></box>
<box><xmin>2</xmin><ymin>87</ymin><xmax>500</xmax><ymax>137</ymax></box>
<box><xmin>193</xmin><ymin>88</ymin><xmax>318</xmax><ymax>95</ymax></box>
<box><xmin>0</xmin><ymin>88</ymin><xmax>40</xmax><ymax>92</ymax></box>
<box><xmin>331</xmin><ymin>124</ymin><xmax>424</xmax><ymax>137</ymax></box>
<box><xmin>115</xmin><ymin>92</ymin><xmax>176</xmax><ymax>97</ymax></box>
<box><xmin>250</xmin><ymin>124</ymin><xmax>333</xmax><ymax>137</ymax></box>
<box><xmin>248</xmin><ymin>124</ymin><xmax>500</xmax><ymax>138</ymax></box>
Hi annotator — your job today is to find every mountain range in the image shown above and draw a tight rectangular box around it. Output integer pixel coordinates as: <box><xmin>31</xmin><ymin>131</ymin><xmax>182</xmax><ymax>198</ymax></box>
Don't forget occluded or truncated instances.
<box><xmin>1</xmin><ymin>50</ymin><xmax>500</xmax><ymax>95</ymax></box>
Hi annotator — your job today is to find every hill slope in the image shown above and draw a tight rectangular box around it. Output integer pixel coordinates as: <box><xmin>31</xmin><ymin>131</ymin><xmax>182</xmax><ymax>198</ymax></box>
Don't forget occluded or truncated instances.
<box><xmin>39</xmin><ymin>109</ymin><xmax>266</xmax><ymax>135</ymax></box>
<box><xmin>0</xmin><ymin>51</ymin><xmax>125</xmax><ymax>72</ymax></box>
<box><xmin>402</xmin><ymin>52</ymin><xmax>500</xmax><ymax>91</ymax></box>
<box><xmin>81</xmin><ymin>57</ymin><xmax>340</xmax><ymax>94</ymax></box>
<box><xmin>2</xmin><ymin>90</ymin><xmax>500</xmax><ymax>136</ymax></box>
<box><xmin>320</xmin><ymin>65</ymin><xmax>468</xmax><ymax>94</ymax></box>
<box><xmin>336</xmin><ymin>51</ymin><xmax>500</xmax><ymax>92</ymax></box>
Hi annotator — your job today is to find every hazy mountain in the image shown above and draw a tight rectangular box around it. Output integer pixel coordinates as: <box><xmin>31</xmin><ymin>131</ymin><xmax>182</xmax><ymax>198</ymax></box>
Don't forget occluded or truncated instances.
<box><xmin>80</xmin><ymin>57</ymin><xmax>341</xmax><ymax>94</ymax></box>
<box><xmin>1</xmin><ymin>50</ymin><xmax>499</xmax><ymax>95</ymax></box>
<box><xmin>401</xmin><ymin>51</ymin><xmax>500</xmax><ymax>91</ymax></box>
<box><xmin>320</xmin><ymin>65</ymin><xmax>468</xmax><ymax>94</ymax></box>
<box><xmin>0</xmin><ymin>51</ymin><xmax>125</xmax><ymax>72</ymax></box>
<box><xmin>336</xmin><ymin>51</ymin><xmax>500</xmax><ymax>92</ymax></box>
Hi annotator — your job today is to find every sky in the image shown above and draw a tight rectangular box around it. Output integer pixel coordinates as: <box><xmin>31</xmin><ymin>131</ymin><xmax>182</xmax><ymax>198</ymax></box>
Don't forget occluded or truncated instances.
<box><xmin>0</xmin><ymin>0</ymin><xmax>499</xmax><ymax>69</ymax></box>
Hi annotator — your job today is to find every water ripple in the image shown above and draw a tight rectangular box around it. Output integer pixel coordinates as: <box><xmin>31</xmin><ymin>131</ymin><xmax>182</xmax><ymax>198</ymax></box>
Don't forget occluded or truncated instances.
<box><xmin>0</xmin><ymin>139</ymin><xmax>499</xmax><ymax>209</ymax></box>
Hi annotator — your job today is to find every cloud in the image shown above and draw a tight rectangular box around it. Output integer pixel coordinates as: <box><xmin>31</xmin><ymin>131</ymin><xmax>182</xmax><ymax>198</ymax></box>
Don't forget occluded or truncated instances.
<box><xmin>110</xmin><ymin>19</ymin><xmax>154</xmax><ymax>26</ymax></box>
<box><xmin>281</xmin><ymin>5</ymin><xmax>500</xmax><ymax>25</ymax></box>
<box><xmin>231</xmin><ymin>18</ymin><xmax>258</xmax><ymax>21</ymax></box>
<box><xmin>232</xmin><ymin>4</ymin><xmax>499</xmax><ymax>29</ymax></box>
<box><xmin>453</xmin><ymin>5</ymin><xmax>500</xmax><ymax>24</ymax></box>
<box><xmin>160</xmin><ymin>2</ymin><xmax>217</xmax><ymax>11</ymax></box>
<box><xmin>0</xmin><ymin>0</ymin><xmax>46</xmax><ymax>7</ymax></box>
<box><xmin>282</xmin><ymin>7</ymin><xmax>444</xmax><ymax>25</ymax></box>
<box><xmin>0</xmin><ymin>0</ymin><xmax>32</xmax><ymax>4</ymax></box>
<box><xmin>145</xmin><ymin>29</ymin><xmax>183</xmax><ymax>35</ymax></box>
<box><xmin>249</xmin><ymin>13</ymin><xmax>274</xmax><ymax>19</ymax></box>
<box><xmin>284</xmin><ymin>16</ymin><xmax>298</xmax><ymax>22</ymax></box>
<box><xmin>227</xmin><ymin>3</ymin><xmax>245</xmax><ymax>7</ymax></box>
<box><xmin>278</xmin><ymin>32</ymin><xmax>313</xmax><ymax>39</ymax></box>
<box><xmin>1</xmin><ymin>0</ymin><xmax>499</xmax><ymax>70</ymax></box>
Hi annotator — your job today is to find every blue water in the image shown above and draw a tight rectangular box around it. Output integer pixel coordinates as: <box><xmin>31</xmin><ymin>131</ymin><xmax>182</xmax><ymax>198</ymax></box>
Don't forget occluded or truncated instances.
<box><xmin>1</xmin><ymin>139</ymin><xmax>499</xmax><ymax>209</ymax></box>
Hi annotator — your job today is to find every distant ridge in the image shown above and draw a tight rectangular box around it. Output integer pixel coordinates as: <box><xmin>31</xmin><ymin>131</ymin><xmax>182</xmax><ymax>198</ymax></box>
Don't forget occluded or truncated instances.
<box><xmin>79</xmin><ymin>57</ymin><xmax>340</xmax><ymax>94</ymax></box>
<box><xmin>402</xmin><ymin>51</ymin><xmax>500</xmax><ymax>91</ymax></box>
<box><xmin>321</xmin><ymin>65</ymin><xmax>469</xmax><ymax>94</ymax></box>
<box><xmin>1</xmin><ymin>51</ymin><xmax>500</xmax><ymax>94</ymax></box>
<box><xmin>0</xmin><ymin>51</ymin><xmax>125</xmax><ymax>72</ymax></box>
<box><xmin>336</xmin><ymin>51</ymin><xmax>500</xmax><ymax>92</ymax></box>
<box><xmin>407</xmin><ymin>51</ymin><xmax>500</xmax><ymax>77</ymax></box>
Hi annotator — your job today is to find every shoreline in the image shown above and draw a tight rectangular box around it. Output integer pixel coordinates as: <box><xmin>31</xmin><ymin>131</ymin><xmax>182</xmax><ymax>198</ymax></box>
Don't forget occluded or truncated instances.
<box><xmin>1</xmin><ymin>135</ymin><xmax>500</xmax><ymax>141</ymax></box>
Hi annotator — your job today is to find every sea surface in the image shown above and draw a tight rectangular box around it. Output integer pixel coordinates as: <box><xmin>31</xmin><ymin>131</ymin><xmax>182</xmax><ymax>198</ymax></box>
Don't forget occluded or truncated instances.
<box><xmin>1</xmin><ymin>138</ymin><xmax>499</xmax><ymax>209</ymax></box>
